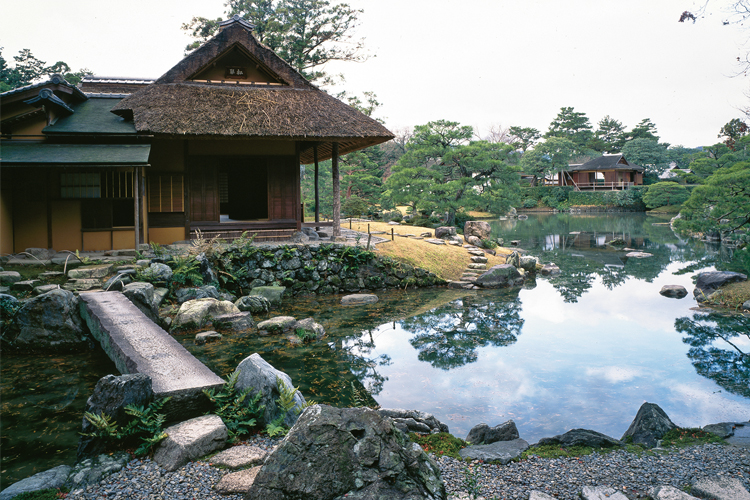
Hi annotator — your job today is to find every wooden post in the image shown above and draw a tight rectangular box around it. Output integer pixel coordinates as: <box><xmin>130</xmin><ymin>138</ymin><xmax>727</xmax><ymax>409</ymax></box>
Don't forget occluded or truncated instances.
<box><xmin>391</xmin><ymin>228</ymin><xmax>394</xmax><ymax>241</ymax></box>
<box><xmin>332</xmin><ymin>142</ymin><xmax>341</xmax><ymax>238</ymax></box>
<box><xmin>134</xmin><ymin>167</ymin><xmax>140</xmax><ymax>250</ymax></box>
<box><xmin>314</xmin><ymin>145</ymin><xmax>320</xmax><ymax>231</ymax></box>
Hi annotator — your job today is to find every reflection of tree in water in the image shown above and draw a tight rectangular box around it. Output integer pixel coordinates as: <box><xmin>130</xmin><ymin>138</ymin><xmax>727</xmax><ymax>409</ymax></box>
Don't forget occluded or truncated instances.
<box><xmin>675</xmin><ymin>312</ymin><xmax>750</xmax><ymax>398</ymax></box>
<box><xmin>400</xmin><ymin>292</ymin><xmax>524</xmax><ymax>370</ymax></box>
<box><xmin>341</xmin><ymin>327</ymin><xmax>391</xmax><ymax>396</ymax></box>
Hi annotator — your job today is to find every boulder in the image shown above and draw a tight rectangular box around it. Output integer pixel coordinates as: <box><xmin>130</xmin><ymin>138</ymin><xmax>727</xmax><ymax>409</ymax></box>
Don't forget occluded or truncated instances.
<box><xmin>505</xmin><ymin>251</ymin><xmax>520</xmax><ymax>268</ymax></box>
<box><xmin>103</xmin><ymin>273</ymin><xmax>132</xmax><ymax>291</ymax></box>
<box><xmin>250</xmin><ymin>286</ymin><xmax>286</xmax><ymax>308</ymax></box>
<box><xmin>691</xmin><ymin>476</ymin><xmax>750</xmax><ymax>500</ymax></box>
<box><xmin>294</xmin><ymin>317</ymin><xmax>325</xmax><ymax>338</ymax></box>
<box><xmin>195</xmin><ymin>252</ymin><xmax>218</xmax><ymax>284</ymax></box>
<box><xmin>214</xmin><ymin>466</ymin><xmax>261</xmax><ymax>495</ymax></box>
<box><xmin>65</xmin><ymin>452</ymin><xmax>130</xmax><ymax>491</ymax></box>
<box><xmin>174</xmin><ymin>285</ymin><xmax>222</xmax><ymax>304</ymax></box>
<box><xmin>519</xmin><ymin>256</ymin><xmax>539</xmax><ymax>273</ymax></box>
<box><xmin>341</xmin><ymin>294</ymin><xmax>379</xmax><ymax>306</ymax></box>
<box><xmin>195</xmin><ymin>331</ymin><xmax>223</xmax><ymax>345</ymax></box>
<box><xmin>141</xmin><ymin>263</ymin><xmax>173</xmax><ymax>285</ymax></box>
<box><xmin>536</xmin><ymin>429</ymin><xmax>622</xmax><ymax>448</ymax></box>
<box><xmin>0</xmin><ymin>293</ymin><xmax>19</xmax><ymax>324</ymax></box>
<box><xmin>153</xmin><ymin>415</ymin><xmax>228</xmax><ymax>472</ymax></box>
<box><xmin>122</xmin><ymin>282</ymin><xmax>161</xmax><ymax>325</ymax></box>
<box><xmin>7</xmin><ymin>289</ymin><xmax>87</xmax><ymax>349</ymax></box>
<box><xmin>694</xmin><ymin>271</ymin><xmax>748</xmax><ymax>296</ymax></box>
<box><xmin>170</xmin><ymin>298</ymin><xmax>240</xmax><ymax>332</ymax></box>
<box><xmin>649</xmin><ymin>486</ymin><xmax>700</xmax><ymax>500</ymax></box>
<box><xmin>68</xmin><ymin>264</ymin><xmax>114</xmax><ymax>280</ymax></box>
<box><xmin>210</xmin><ymin>445</ymin><xmax>269</xmax><ymax>469</ymax></box>
<box><xmin>581</xmin><ymin>486</ymin><xmax>629</xmax><ymax>500</ymax></box>
<box><xmin>466</xmin><ymin>235</ymin><xmax>483</xmax><ymax>247</ymax></box>
<box><xmin>301</xmin><ymin>227</ymin><xmax>320</xmax><ymax>241</ymax></box>
<box><xmin>474</xmin><ymin>264</ymin><xmax>523</xmax><ymax>289</ymax></box>
<box><xmin>621</xmin><ymin>402</ymin><xmax>677</xmax><ymax>448</ymax></box>
<box><xmin>702</xmin><ymin>422</ymin><xmax>736</xmax><ymax>439</ymax></box>
<box><xmin>660</xmin><ymin>285</ymin><xmax>688</xmax><ymax>298</ymax></box>
<box><xmin>256</xmin><ymin>316</ymin><xmax>297</xmax><ymax>335</ymax></box>
<box><xmin>234</xmin><ymin>353</ymin><xmax>306</xmax><ymax>427</ymax></box>
<box><xmin>246</xmin><ymin>405</ymin><xmax>446</xmax><ymax>500</ymax></box>
<box><xmin>540</xmin><ymin>263</ymin><xmax>561</xmax><ymax>276</ymax></box>
<box><xmin>212</xmin><ymin>312</ymin><xmax>255</xmax><ymax>333</ymax></box>
<box><xmin>77</xmin><ymin>373</ymin><xmax>154</xmax><ymax>459</ymax></box>
<box><xmin>464</xmin><ymin>221</ymin><xmax>492</xmax><ymax>241</ymax></box>
<box><xmin>465</xmin><ymin>420</ymin><xmax>519</xmax><ymax>445</ymax></box>
<box><xmin>0</xmin><ymin>465</ymin><xmax>72</xmax><ymax>500</ymax></box>
<box><xmin>435</xmin><ymin>226</ymin><xmax>457</xmax><ymax>239</ymax></box>
<box><xmin>458</xmin><ymin>438</ymin><xmax>529</xmax><ymax>464</ymax></box>
<box><xmin>24</xmin><ymin>247</ymin><xmax>55</xmax><ymax>260</ymax></box>
<box><xmin>377</xmin><ymin>408</ymin><xmax>450</xmax><ymax>434</ymax></box>
<box><xmin>744</xmin><ymin>299</ymin><xmax>750</xmax><ymax>311</ymax></box>
<box><xmin>235</xmin><ymin>295</ymin><xmax>272</xmax><ymax>315</ymax></box>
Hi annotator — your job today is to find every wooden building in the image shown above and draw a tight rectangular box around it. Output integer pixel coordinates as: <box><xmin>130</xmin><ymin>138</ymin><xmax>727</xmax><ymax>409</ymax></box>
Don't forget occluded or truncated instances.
<box><xmin>0</xmin><ymin>15</ymin><xmax>394</xmax><ymax>254</ymax></box>
<box><xmin>558</xmin><ymin>154</ymin><xmax>644</xmax><ymax>191</ymax></box>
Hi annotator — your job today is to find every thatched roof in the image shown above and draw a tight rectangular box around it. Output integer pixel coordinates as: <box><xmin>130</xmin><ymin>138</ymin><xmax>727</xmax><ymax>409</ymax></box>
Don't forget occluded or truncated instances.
<box><xmin>111</xmin><ymin>17</ymin><xmax>394</xmax><ymax>163</ymax></box>
<box><xmin>567</xmin><ymin>154</ymin><xmax>644</xmax><ymax>173</ymax></box>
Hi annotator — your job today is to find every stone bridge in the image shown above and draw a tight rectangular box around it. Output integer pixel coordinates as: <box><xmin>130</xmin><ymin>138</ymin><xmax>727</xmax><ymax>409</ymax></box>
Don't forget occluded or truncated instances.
<box><xmin>79</xmin><ymin>292</ymin><xmax>224</xmax><ymax>420</ymax></box>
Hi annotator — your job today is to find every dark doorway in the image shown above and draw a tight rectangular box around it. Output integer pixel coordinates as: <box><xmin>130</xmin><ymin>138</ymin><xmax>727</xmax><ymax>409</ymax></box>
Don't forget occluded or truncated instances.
<box><xmin>219</xmin><ymin>158</ymin><xmax>268</xmax><ymax>220</ymax></box>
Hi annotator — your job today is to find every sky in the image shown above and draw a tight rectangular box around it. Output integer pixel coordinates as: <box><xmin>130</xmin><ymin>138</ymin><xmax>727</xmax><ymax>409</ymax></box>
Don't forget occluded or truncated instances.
<box><xmin>1</xmin><ymin>0</ymin><xmax>749</xmax><ymax>147</ymax></box>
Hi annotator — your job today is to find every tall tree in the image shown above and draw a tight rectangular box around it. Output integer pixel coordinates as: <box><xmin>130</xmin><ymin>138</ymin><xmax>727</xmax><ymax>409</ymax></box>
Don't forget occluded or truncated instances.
<box><xmin>626</xmin><ymin>118</ymin><xmax>660</xmax><ymax>142</ymax></box>
<box><xmin>592</xmin><ymin>115</ymin><xmax>626</xmax><ymax>153</ymax></box>
<box><xmin>544</xmin><ymin>107</ymin><xmax>593</xmax><ymax>150</ymax></box>
<box><xmin>519</xmin><ymin>136</ymin><xmax>577</xmax><ymax>186</ymax></box>
<box><xmin>182</xmin><ymin>0</ymin><xmax>365</xmax><ymax>83</ymax></box>
<box><xmin>719</xmin><ymin>118</ymin><xmax>749</xmax><ymax>150</ymax></box>
<box><xmin>508</xmin><ymin>126</ymin><xmax>541</xmax><ymax>153</ymax></box>
<box><xmin>621</xmin><ymin>138</ymin><xmax>670</xmax><ymax>176</ymax></box>
<box><xmin>0</xmin><ymin>47</ymin><xmax>92</xmax><ymax>91</ymax></box>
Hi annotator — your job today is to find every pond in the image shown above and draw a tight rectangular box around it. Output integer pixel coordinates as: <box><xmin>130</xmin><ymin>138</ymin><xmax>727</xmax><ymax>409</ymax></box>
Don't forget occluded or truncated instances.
<box><xmin>2</xmin><ymin>212</ymin><xmax>749</xmax><ymax>487</ymax></box>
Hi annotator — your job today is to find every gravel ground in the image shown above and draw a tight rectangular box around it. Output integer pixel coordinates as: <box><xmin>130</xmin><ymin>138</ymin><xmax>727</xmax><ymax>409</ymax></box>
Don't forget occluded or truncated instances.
<box><xmin>64</xmin><ymin>439</ymin><xmax>749</xmax><ymax>500</ymax></box>
<box><xmin>439</xmin><ymin>444</ymin><xmax>750</xmax><ymax>500</ymax></box>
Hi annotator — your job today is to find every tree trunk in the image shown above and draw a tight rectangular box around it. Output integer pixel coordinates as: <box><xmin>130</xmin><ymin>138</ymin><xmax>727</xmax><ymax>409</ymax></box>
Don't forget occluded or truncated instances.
<box><xmin>332</xmin><ymin>142</ymin><xmax>341</xmax><ymax>238</ymax></box>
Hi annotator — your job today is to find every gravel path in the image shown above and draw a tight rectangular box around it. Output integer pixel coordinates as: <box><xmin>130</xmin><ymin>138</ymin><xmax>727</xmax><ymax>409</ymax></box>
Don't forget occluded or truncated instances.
<box><xmin>63</xmin><ymin>440</ymin><xmax>749</xmax><ymax>500</ymax></box>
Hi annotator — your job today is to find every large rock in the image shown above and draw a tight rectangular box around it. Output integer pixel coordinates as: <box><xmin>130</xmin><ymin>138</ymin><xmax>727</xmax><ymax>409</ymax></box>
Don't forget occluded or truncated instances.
<box><xmin>195</xmin><ymin>252</ymin><xmax>218</xmax><ymax>284</ymax></box>
<box><xmin>256</xmin><ymin>316</ymin><xmax>297</xmax><ymax>335</ymax></box>
<box><xmin>0</xmin><ymin>293</ymin><xmax>19</xmax><ymax>324</ymax></box>
<box><xmin>341</xmin><ymin>294</ymin><xmax>379</xmax><ymax>306</ymax></box>
<box><xmin>0</xmin><ymin>271</ymin><xmax>21</xmax><ymax>286</ymax></box>
<box><xmin>234</xmin><ymin>353</ymin><xmax>306</xmax><ymax>427</ymax></box>
<box><xmin>465</xmin><ymin>420</ymin><xmax>519</xmax><ymax>445</ymax></box>
<box><xmin>122</xmin><ymin>282</ymin><xmax>161</xmax><ymax>325</ymax></box>
<box><xmin>250</xmin><ymin>286</ymin><xmax>286</xmax><ymax>308</ymax></box>
<box><xmin>458</xmin><ymin>438</ymin><xmax>529</xmax><ymax>464</ymax></box>
<box><xmin>434</xmin><ymin>226</ymin><xmax>457</xmax><ymax>239</ymax></box>
<box><xmin>210</xmin><ymin>445</ymin><xmax>269</xmax><ymax>469</ymax></box>
<box><xmin>691</xmin><ymin>476</ymin><xmax>750</xmax><ymax>500</ymax></box>
<box><xmin>649</xmin><ymin>486</ymin><xmax>700</xmax><ymax>500</ymax></box>
<box><xmin>621</xmin><ymin>402</ymin><xmax>677</xmax><ymax>448</ymax></box>
<box><xmin>581</xmin><ymin>486</ymin><xmax>629</xmax><ymax>500</ymax></box>
<box><xmin>694</xmin><ymin>271</ymin><xmax>748</xmax><ymax>298</ymax></box>
<box><xmin>235</xmin><ymin>295</ymin><xmax>271</xmax><ymax>315</ymax></box>
<box><xmin>153</xmin><ymin>415</ymin><xmax>228</xmax><ymax>472</ymax></box>
<box><xmin>68</xmin><ymin>263</ymin><xmax>114</xmax><ymax>280</ymax></box>
<box><xmin>474</xmin><ymin>264</ymin><xmax>523</xmax><ymax>288</ymax></box>
<box><xmin>519</xmin><ymin>256</ymin><xmax>539</xmax><ymax>273</ymax></box>
<box><xmin>246</xmin><ymin>405</ymin><xmax>446</xmax><ymax>500</ymax></box>
<box><xmin>6</xmin><ymin>289</ymin><xmax>87</xmax><ymax>349</ymax></box>
<box><xmin>141</xmin><ymin>262</ymin><xmax>173</xmax><ymax>285</ymax></box>
<box><xmin>536</xmin><ymin>429</ymin><xmax>622</xmax><ymax>448</ymax></box>
<box><xmin>660</xmin><ymin>285</ymin><xmax>688</xmax><ymax>298</ymax></box>
<box><xmin>215</xmin><ymin>467</ymin><xmax>261</xmax><ymax>495</ymax></box>
<box><xmin>174</xmin><ymin>285</ymin><xmax>222</xmax><ymax>304</ymax></box>
<box><xmin>377</xmin><ymin>408</ymin><xmax>450</xmax><ymax>434</ymax></box>
<box><xmin>170</xmin><ymin>298</ymin><xmax>240</xmax><ymax>332</ymax></box>
<box><xmin>466</xmin><ymin>235</ymin><xmax>483</xmax><ymax>247</ymax></box>
<box><xmin>212</xmin><ymin>311</ymin><xmax>256</xmax><ymax>333</ymax></box>
<box><xmin>294</xmin><ymin>317</ymin><xmax>325</xmax><ymax>338</ymax></box>
<box><xmin>464</xmin><ymin>221</ymin><xmax>492</xmax><ymax>241</ymax></box>
<box><xmin>505</xmin><ymin>251</ymin><xmax>520</xmax><ymax>268</ymax></box>
<box><xmin>77</xmin><ymin>374</ymin><xmax>154</xmax><ymax>459</ymax></box>
<box><xmin>0</xmin><ymin>465</ymin><xmax>72</xmax><ymax>500</ymax></box>
<box><xmin>65</xmin><ymin>452</ymin><xmax>130</xmax><ymax>491</ymax></box>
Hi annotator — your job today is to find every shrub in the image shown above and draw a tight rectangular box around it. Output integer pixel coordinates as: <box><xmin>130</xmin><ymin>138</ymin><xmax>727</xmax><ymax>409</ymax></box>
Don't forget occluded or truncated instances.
<box><xmin>409</xmin><ymin>432</ymin><xmax>467</xmax><ymax>459</ymax></box>
<box><xmin>522</xmin><ymin>197</ymin><xmax>537</xmax><ymax>208</ymax></box>
<box><xmin>383</xmin><ymin>210</ymin><xmax>403</xmax><ymax>222</ymax></box>
<box><xmin>343</xmin><ymin>196</ymin><xmax>370</xmax><ymax>218</ymax></box>
<box><xmin>643</xmin><ymin>182</ymin><xmax>690</xmax><ymax>209</ymax></box>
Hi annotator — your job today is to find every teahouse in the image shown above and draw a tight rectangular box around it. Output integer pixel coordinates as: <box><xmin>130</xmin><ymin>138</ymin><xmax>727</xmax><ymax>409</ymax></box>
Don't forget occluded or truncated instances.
<box><xmin>557</xmin><ymin>153</ymin><xmax>644</xmax><ymax>190</ymax></box>
<box><xmin>0</xmin><ymin>15</ymin><xmax>394</xmax><ymax>254</ymax></box>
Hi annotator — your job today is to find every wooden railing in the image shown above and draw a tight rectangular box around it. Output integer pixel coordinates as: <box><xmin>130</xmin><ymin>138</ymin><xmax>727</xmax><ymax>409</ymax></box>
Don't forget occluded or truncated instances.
<box><xmin>569</xmin><ymin>182</ymin><xmax>635</xmax><ymax>191</ymax></box>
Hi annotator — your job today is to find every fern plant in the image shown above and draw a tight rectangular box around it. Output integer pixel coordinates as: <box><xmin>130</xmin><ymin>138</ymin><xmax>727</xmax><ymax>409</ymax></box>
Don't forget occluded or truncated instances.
<box><xmin>170</xmin><ymin>255</ymin><xmax>203</xmax><ymax>287</ymax></box>
<box><xmin>203</xmin><ymin>372</ymin><xmax>264</xmax><ymax>442</ymax></box>
<box><xmin>265</xmin><ymin>377</ymin><xmax>315</xmax><ymax>437</ymax></box>
<box><xmin>82</xmin><ymin>397</ymin><xmax>171</xmax><ymax>456</ymax></box>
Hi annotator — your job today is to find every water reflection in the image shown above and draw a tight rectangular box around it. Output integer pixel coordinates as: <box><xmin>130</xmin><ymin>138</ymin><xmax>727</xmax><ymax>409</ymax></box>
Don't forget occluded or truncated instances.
<box><xmin>400</xmin><ymin>291</ymin><xmax>524</xmax><ymax>370</ymax></box>
<box><xmin>675</xmin><ymin>311</ymin><xmax>750</xmax><ymax>398</ymax></box>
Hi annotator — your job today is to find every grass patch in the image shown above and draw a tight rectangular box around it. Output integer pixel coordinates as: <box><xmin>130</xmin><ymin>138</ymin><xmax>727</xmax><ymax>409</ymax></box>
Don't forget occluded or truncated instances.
<box><xmin>343</xmin><ymin>221</ymin><xmax>511</xmax><ymax>281</ymax></box>
<box><xmin>521</xmin><ymin>444</ymin><xmax>597</xmax><ymax>459</ymax></box>
<box><xmin>12</xmin><ymin>488</ymin><xmax>68</xmax><ymax>500</ymax></box>
<box><xmin>410</xmin><ymin>432</ymin><xmax>467</xmax><ymax>459</ymax></box>
<box><xmin>702</xmin><ymin>280</ymin><xmax>750</xmax><ymax>310</ymax></box>
<box><xmin>648</xmin><ymin>205</ymin><xmax>683</xmax><ymax>214</ymax></box>
<box><xmin>660</xmin><ymin>427</ymin><xmax>727</xmax><ymax>447</ymax></box>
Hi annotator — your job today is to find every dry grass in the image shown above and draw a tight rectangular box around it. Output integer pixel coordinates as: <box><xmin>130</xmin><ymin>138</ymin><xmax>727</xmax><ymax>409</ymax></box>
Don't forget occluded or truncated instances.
<box><xmin>343</xmin><ymin>220</ymin><xmax>511</xmax><ymax>281</ymax></box>
<box><xmin>705</xmin><ymin>280</ymin><xmax>750</xmax><ymax>310</ymax></box>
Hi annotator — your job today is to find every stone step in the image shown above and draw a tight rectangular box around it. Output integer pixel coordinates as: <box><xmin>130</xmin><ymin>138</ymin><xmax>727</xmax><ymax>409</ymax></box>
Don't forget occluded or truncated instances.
<box><xmin>470</xmin><ymin>256</ymin><xmax>488</xmax><ymax>263</ymax></box>
<box><xmin>468</xmin><ymin>250</ymin><xmax>485</xmax><ymax>256</ymax></box>
<box><xmin>447</xmin><ymin>280</ymin><xmax>472</xmax><ymax>289</ymax></box>
<box><xmin>467</xmin><ymin>263</ymin><xmax>487</xmax><ymax>270</ymax></box>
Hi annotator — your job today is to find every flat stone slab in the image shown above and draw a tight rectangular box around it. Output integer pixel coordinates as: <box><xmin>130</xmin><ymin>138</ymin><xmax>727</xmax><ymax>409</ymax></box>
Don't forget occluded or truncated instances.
<box><xmin>448</xmin><ymin>281</ymin><xmax>472</xmax><ymax>289</ymax></box>
<box><xmin>649</xmin><ymin>486</ymin><xmax>700</xmax><ymax>500</ymax></box>
<box><xmin>214</xmin><ymin>466</ymin><xmax>261</xmax><ymax>494</ymax></box>
<box><xmin>38</xmin><ymin>271</ymin><xmax>65</xmax><ymax>278</ymax></box>
<box><xmin>68</xmin><ymin>264</ymin><xmax>114</xmax><ymax>279</ymax></box>
<box><xmin>458</xmin><ymin>438</ymin><xmax>529</xmax><ymax>464</ymax></box>
<box><xmin>470</xmin><ymin>256</ymin><xmax>488</xmax><ymax>263</ymax></box>
<box><xmin>34</xmin><ymin>284</ymin><xmax>61</xmax><ymax>295</ymax></box>
<box><xmin>341</xmin><ymin>294</ymin><xmax>378</xmax><ymax>306</ymax></box>
<box><xmin>79</xmin><ymin>292</ymin><xmax>224</xmax><ymax>419</ymax></box>
<box><xmin>195</xmin><ymin>331</ymin><xmax>223</xmax><ymax>345</ymax></box>
<box><xmin>425</xmin><ymin>238</ymin><xmax>446</xmax><ymax>245</ymax></box>
<box><xmin>467</xmin><ymin>263</ymin><xmax>487</xmax><ymax>270</ymax></box>
<box><xmin>11</xmin><ymin>279</ymin><xmax>40</xmax><ymax>291</ymax></box>
<box><xmin>154</xmin><ymin>415</ymin><xmax>228</xmax><ymax>472</ymax></box>
<box><xmin>529</xmin><ymin>492</ymin><xmax>558</xmax><ymax>500</ymax></box>
<box><xmin>691</xmin><ymin>476</ymin><xmax>750</xmax><ymax>500</ymax></box>
<box><xmin>210</xmin><ymin>445</ymin><xmax>269</xmax><ymax>469</ymax></box>
<box><xmin>63</xmin><ymin>279</ymin><xmax>102</xmax><ymax>292</ymax></box>
<box><xmin>257</xmin><ymin>316</ymin><xmax>297</xmax><ymax>334</ymax></box>
<box><xmin>626</xmin><ymin>252</ymin><xmax>653</xmax><ymax>258</ymax></box>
